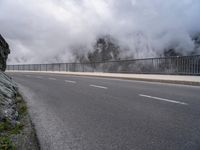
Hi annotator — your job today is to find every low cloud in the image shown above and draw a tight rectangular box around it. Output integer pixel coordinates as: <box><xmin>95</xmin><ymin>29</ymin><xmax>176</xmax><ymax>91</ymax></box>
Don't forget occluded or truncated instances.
<box><xmin>0</xmin><ymin>0</ymin><xmax>200</xmax><ymax>64</ymax></box>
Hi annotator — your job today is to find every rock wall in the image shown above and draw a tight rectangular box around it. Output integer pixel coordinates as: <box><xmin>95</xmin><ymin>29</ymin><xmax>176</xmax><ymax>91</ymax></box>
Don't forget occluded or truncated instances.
<box><xmin>0</xmin><ymin>34</ymin><xmax>18</xmax><ymax>126</ymax></box>
<box><xmin>0</xmin><ymin>34</ymin><xmax>10</xmax><ymax>71</ymax></box>
<box><xmin>0</xmin><ymin>71</ymin><xmax>18</xmax><ymax>126</ymax></box>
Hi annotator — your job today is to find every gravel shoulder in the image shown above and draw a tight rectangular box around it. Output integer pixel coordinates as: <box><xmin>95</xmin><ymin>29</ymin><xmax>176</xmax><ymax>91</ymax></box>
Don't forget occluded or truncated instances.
<box><xmin>11</xmin><ymin>93</ymin><xmax>40</xmax><ymax>150</ymax></box>
<box><xmin>0</xmin><ymin>71</ymin><xmax>40</xmax><ymax>150</ymax></box>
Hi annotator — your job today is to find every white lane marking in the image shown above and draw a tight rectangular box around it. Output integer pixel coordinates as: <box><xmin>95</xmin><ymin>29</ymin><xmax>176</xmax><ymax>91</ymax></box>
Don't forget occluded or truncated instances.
<box><xmin>65</xmin><ymin>80</ymin><xmax>76</xmax><ymax>84</ymax></box>
<box><xmin>139</xmin><ymin>94</ymin><xmax>188</xmax><ymax>105</ymax></box>
<box><xmin>25</xmin><ymin>75</ymin><xmax>31</xmax><ymax>77</ymax></box>
<box><xmin>48</xmin><ymin>78</ymin><xmax>56</xmax><ymax>80</ymax></box>
<box><xmin>90</xmin><ymin>84</ymin><xmax>108</xmax><ymax>89</ymax></box>
<box><xmin>36</xmin><ymin>76</ymin><xmax>43</xmax><ymax>79</ymax></box>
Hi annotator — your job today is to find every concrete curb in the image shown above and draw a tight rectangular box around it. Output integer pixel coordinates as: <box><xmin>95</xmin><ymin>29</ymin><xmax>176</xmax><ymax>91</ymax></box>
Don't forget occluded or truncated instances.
<box><xmin>6</xmin><ymin>71</ymin><xmax>200</xmax><ymax>86</ymax></box>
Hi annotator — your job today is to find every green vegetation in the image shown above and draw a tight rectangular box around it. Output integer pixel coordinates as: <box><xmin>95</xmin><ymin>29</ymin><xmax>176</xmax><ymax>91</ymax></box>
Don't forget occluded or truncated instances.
<box><xmin>0</xmin><ymin>136</ymin><xmax>16</xmax><ymax>150</ymax></box>
<box><xmin>0</xmin><ymin>93</ymin><xmax>27</xmax><ymax>150</ymax></box>
<box><xmin>0</xmin><ymin>119</ymin><xmax>13</xmax><ymax>133</ymax></box>
<box><xmin>16</xmin><ymin>94</ymin><xmax>27</xmax><ymax>117</ymax></box>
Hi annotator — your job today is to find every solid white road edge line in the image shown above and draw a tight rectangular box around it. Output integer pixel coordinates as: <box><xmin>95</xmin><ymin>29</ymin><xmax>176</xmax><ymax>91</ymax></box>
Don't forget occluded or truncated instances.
<box><xmin>48</xmin><ymin>78</ymin><xmax>56</xmax><ymax>80</ymax></box>
<box><xmin>65</xmin><ymin>80</ymin><xmax>76</xmax><ymax>83</ymax></box>
<box><xmin>139</xmin><ymin>94</ymin><xmax>188</xmax><ymax>105</ymax></box>
<box><xmin>90</xmin><ymin>84</ymin><xmax>108</xmax><ymax>89</ymax></box>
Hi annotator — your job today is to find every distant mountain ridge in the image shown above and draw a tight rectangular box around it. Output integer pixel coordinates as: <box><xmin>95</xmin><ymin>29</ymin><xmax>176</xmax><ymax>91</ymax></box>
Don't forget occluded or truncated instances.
<box><xmin>73</xmin><ymin>34</ymin><xmax>200</xmax><ymax>63</ymax></box>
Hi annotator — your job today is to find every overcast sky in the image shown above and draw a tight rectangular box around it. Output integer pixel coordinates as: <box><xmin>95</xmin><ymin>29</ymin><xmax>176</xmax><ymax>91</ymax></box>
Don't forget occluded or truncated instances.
<box><xmin>0</xmin><ymin>0</ymin><xmax>200</xmax><ymax>64</ymax></box>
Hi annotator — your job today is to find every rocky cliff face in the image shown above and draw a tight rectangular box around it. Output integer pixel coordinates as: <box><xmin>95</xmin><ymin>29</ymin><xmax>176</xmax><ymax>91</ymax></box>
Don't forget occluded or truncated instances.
<box><xmin>0</xmin><ymin>34</ymin><xmax>10</xmax><ymax>71</ymax></box>
<box><xmin>72</xmin><ymin>35</ymin><xmax>121</xmax><ymax>63</ymax></box>
<box><xmin>0</xmin><ymin>72</ymin><xmax>18</xmax><ymax>125</ymax></box>
<box><xmin>0</xmin><ymin>34</ymin><xmax>18</xmax><ymax>128</ymax></box>
<box><xmin>88</xmin><ymin>35</ymin><xmax>121</xmax><ymax>62</ymax></box>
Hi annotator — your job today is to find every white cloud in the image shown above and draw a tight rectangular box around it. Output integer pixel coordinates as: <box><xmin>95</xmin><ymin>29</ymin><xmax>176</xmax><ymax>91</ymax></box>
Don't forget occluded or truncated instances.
<box><xmin>0</xmin><ymin>0</ymin><xmax>200</xmax><ymax>64</ymax></box>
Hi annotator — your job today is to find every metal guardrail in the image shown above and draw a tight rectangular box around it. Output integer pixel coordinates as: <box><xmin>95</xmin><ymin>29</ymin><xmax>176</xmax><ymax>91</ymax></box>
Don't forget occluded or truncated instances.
<box><xmin>6</xmin><ymin>55</ymin><xmax>200</xmax><ymax>75</ymax></box>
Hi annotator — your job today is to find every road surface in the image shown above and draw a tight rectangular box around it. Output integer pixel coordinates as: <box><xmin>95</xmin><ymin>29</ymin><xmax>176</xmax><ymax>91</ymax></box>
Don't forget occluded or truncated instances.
<box><xmin>7</xmin><ymin>72</ymin><xmax>200</xmax><ymax>150</ymax></box>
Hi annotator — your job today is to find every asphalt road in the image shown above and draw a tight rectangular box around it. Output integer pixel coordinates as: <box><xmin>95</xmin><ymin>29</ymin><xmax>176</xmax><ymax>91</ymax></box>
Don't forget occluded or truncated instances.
<box><xmin>7</xmin><ymin>72</ymin><xmax>200</xmax><ymax>150</ymax></box>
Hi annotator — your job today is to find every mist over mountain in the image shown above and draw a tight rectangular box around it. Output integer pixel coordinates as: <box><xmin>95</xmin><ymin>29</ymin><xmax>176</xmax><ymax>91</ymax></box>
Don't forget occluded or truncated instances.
<box><xmin>0</xmin><ymin>0</ymin><xmax>200</xmax><ymax>64</ymax></box>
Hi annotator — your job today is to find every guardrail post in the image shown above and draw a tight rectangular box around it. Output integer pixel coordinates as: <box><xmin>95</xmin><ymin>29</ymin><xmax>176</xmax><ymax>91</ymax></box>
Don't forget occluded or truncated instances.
<box><xmin>66</xmin><ymin>63</ymin><xmax>68</xmax><ymax>72</ymax></box>
<box><xmin>82</xmin><ymin>63</ymin><xmax>85</xmax><ymax>72</ymax></box>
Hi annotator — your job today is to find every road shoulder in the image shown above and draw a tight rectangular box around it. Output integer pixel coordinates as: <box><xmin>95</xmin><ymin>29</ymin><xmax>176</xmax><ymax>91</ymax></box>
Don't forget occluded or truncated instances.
<box><xmin>7</xmin><ymin>71</ymin><xmax>200</xmax><ymax>86</ymax></box>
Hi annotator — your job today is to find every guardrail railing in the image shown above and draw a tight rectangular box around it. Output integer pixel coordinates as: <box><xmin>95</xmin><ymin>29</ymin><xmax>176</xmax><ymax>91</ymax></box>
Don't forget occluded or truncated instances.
<box><xmin>6</xmin><ymin>55</ymin><xmax>200</xmax><ymax>75</ymax></box>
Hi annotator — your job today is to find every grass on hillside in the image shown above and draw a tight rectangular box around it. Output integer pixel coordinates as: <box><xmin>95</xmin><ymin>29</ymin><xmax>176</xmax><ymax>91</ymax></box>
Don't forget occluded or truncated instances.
<box><xmin>0</xmin><ymin>93</ymin><xmax>27</xmax><ymax>150</ymax></box>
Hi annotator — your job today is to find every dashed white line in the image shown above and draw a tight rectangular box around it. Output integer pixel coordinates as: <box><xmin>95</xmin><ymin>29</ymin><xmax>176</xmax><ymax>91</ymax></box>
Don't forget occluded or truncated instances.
<box><xmin>65</xmin><ymin>80</ymin><xmax>76</xmax><ymax>84</ymax></box>
<box><xmin>48</xmin><ymin>78</ymin><xmax>56</xmax><ymax>80</ymax></box>
<box><xmin>139</xmin><ymin>94</ymin><xmax>188</xmax><ymax>105</ymax></box>
<box><xmin>25</xmin><ymin>75</ymin><xmax>31</xmax><ymax>77</ymax></box>
<box><xmin>36</xmin><ymin>76</ymin><xmax>43</xmax><ymax>79</ymax></box>
<box><xmin>90</xmin><ymin>84</ymin><xmax>108</xmax><ymax>89</ymax></box>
